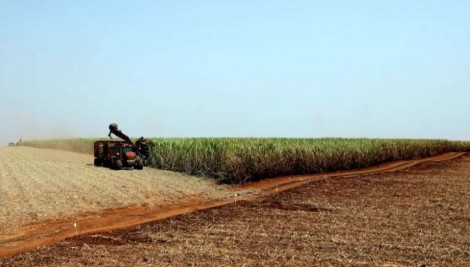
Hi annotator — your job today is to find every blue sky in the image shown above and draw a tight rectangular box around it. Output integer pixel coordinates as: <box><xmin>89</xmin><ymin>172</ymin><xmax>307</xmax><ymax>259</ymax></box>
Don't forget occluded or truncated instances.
<box><xmin>1</xmin><ymin>0</ymin><xmax>469</xmax><ymax>144</ymax></box>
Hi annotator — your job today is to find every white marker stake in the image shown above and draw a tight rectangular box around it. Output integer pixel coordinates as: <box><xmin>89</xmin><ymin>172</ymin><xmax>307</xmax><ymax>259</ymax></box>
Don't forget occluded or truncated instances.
<box><xmin>74</xmin><ymin>222</ymin><xmax>78</xmax><ymax>237</ymax></box>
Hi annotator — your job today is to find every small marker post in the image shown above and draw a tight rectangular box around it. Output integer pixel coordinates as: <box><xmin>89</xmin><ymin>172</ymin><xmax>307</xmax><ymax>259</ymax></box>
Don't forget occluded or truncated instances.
<box><xmin>73</xmin><ymin>222</ymin><xmax>78</xmax><ymax>237</ymax></box>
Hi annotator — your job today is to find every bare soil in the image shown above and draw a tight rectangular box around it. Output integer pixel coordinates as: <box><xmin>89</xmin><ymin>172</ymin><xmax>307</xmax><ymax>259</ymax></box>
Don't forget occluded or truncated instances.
<box><xmin>1</xmin><ymin>152</ymin><xmax>469</xmax><ymax>266</ymax></box>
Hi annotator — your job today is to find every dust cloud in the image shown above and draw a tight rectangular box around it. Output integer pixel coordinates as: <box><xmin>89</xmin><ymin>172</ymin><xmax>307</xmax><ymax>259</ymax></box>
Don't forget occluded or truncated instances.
<box><xmin>1</xmin><ymin>114</ymin><xmax>81</xmax><ymax>146</ymax></box>
<box><xmin>1</xmin><ymin>112</ymin><xmax>168</xmax><ymax>146</ymax></box>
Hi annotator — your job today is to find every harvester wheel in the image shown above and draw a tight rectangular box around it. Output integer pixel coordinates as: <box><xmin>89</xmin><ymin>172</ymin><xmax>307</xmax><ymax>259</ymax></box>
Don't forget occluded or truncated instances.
<box><xmin>135</xmin><ymin>156</ymin><xmax>144</xmax><ymax>170</ymax></box>
<box><xmin>113</xmin><ymin>160</ymin><xmax>122</xmax><ymax>170</ymax></box>
<box><xmin>94</xmin><ymin>158</ymin><xmax>102</xmax><ymax>166</ymax></box>
<box><xmin>136</xmin><ymin>160</ymin><xmax>144</xmax><ymax>170</ymax></box>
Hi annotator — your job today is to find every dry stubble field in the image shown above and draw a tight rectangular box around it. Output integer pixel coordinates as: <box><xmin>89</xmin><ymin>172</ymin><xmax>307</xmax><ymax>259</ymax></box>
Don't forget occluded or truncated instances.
<box><xmin>1</xmin><ymin>152</ymin><xmax>469</xmax><ymax>266</ymax></box>
<box><xmin>0</xmin><ymin>147</ymin><xmax>230</xmax><ymax>231</ymax></box>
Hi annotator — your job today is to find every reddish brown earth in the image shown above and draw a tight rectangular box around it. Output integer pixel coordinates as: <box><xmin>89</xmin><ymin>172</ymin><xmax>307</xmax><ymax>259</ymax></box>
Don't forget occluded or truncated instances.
<box><xmin>1</xmin><ymin>152</ymin><xmax>469</xmax><ymax>266</ymax></box>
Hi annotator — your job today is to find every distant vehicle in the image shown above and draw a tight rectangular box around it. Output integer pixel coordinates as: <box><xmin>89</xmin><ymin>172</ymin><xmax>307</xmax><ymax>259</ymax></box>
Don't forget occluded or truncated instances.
<box><xmin>8</xmin><ymin>142</ymin><xmax>15</xmax><ymax>147</ymax></box>
<box><xmin>93</xmin><ymin>140</ymin><xmax>144</xmax><ymax>170</ymax></box>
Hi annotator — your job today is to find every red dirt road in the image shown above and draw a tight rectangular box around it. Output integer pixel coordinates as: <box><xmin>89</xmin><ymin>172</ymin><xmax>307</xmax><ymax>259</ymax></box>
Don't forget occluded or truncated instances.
<box><xmin>0</xmin><ymin>152</ymin><xmax>466</xmax><ymax>259</ymax></box>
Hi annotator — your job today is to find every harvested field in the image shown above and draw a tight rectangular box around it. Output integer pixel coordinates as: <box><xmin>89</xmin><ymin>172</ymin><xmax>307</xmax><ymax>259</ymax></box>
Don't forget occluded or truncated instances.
<box><xmin>1</xmin><ymin>150</ymin><xmax>469</xmax><ymax>266</ymax></box>
<box><xmin>0</xmin><ymin>147</ymin><xmax>230</xmax><ymax>231</ymax></box>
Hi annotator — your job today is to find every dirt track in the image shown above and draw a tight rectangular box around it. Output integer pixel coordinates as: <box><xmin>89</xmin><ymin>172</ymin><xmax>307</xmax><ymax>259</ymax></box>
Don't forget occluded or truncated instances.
<box><xmin>0</xmin><ymin>147</ymin><xmax>467</xmax><ymax>260</ymax></box>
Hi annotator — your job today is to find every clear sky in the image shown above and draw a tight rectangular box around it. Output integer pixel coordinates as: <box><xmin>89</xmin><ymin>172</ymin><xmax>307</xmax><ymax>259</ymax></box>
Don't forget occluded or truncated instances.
<box><xmin>1</xmin><ymin>0</ymin><xmax>469</xmax><ymax>144</ymax></box>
